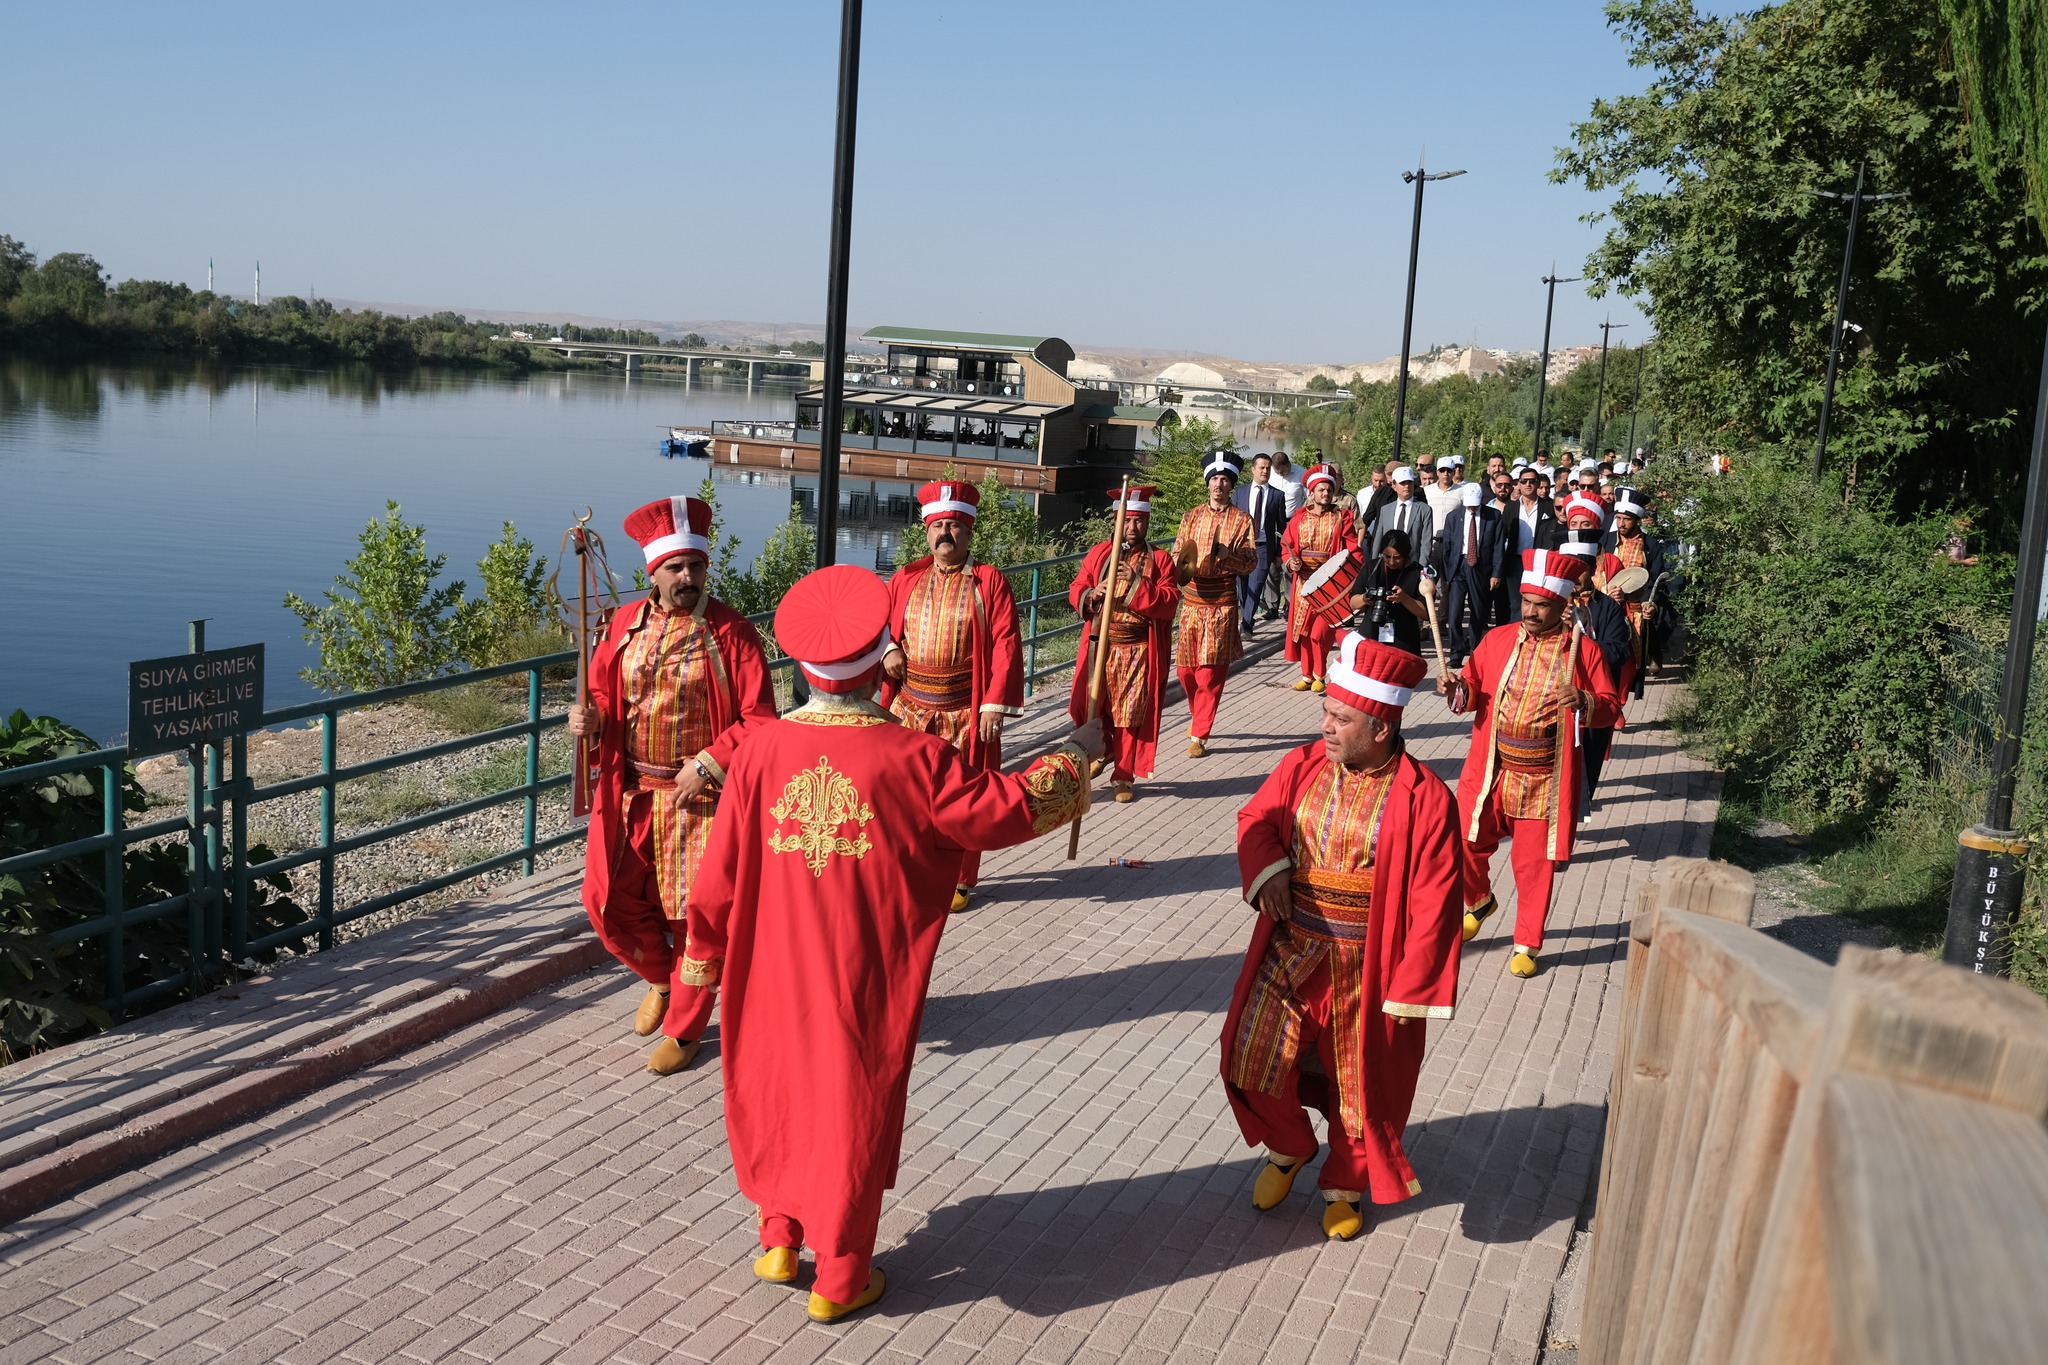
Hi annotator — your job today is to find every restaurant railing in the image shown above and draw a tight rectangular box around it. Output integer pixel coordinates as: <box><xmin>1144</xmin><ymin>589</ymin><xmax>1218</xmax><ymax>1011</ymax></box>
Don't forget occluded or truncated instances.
<box><xmin>0</xmin><ymin>541</ymin><xmax>1167</xmax><ymax>1026</ymax></box>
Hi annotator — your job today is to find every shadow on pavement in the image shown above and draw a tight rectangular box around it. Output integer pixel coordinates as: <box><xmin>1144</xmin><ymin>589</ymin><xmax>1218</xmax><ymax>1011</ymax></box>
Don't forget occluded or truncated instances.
<box><xmin>886</xmin><ymin>1099</ymin><xmax>1604</xmax><ymax>1315</ymax></box>
<box><xmin>920</xmin><ymin>954</ymin><xmax>1241</xmax><ymax>1056</ymax></box>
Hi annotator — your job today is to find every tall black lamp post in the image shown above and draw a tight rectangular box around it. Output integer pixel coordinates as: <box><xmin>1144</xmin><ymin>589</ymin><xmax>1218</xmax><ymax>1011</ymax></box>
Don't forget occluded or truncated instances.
<box><xmin>1531</xmin><ymin>270</ymin><xmax>1581</xmax><ymax>465</ymax></box>
<box><xmin>814</xmin><ymin>0</ymin><xmax>863</xmax><ymax>568</ymax></box>
<box><xmin>1945</xmin><ymin>329</ymin><xmax>2048</xmax><ymax>975</ymax></box>
<box><xmin>1388</xmin><ymin>161</ymin><xmax>1465</xmax><ymax>468</ymax></box>
<box><xmin>1810</xmin><ymin>163</ymin><xmax>1906</xmax><ymax>480</ymax></box>
<box><xmin>1587</xmin><ymin>319</ymin><xmax>1627</xmax><ymax>460</ymax></box>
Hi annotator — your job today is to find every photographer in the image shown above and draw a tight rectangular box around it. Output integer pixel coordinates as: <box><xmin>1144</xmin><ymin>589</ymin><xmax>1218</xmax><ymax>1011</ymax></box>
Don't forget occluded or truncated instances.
<box><xmin>1348</xmin><ymin>529</ymin><xmax>1429</xmax><ymax>656</ymax></box>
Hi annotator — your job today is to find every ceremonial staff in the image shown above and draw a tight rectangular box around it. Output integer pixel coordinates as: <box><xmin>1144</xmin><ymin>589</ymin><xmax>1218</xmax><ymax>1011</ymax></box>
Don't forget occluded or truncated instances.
<box><xmin>1417</xmin><ymin>570</ymin><xmax>1464</xmax><ymax>709</ymax></box>
<box><xmin>551</xmin><ymin>510</ymin><xmax>618</xmax><ymax>817</ymax></box>
<box><xmin>1068</xmin><ymin>475</ymin><xmax>1132</xmax><ymax>859</ymax></box>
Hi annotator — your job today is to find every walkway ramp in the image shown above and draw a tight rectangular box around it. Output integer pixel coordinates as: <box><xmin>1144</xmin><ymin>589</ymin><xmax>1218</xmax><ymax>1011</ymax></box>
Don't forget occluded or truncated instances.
<box><xmin>0</xmin><ymin>655</ymin><xmax>1718</xmax><ymax>1365</ymax></box>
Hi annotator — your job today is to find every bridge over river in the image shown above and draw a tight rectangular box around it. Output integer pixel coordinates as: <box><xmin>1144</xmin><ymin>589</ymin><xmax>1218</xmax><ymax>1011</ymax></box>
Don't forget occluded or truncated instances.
<box><xmin>0</xmin><ymin>645</ymin><xmax>1723</xmax><ymax>1364</ymax></box>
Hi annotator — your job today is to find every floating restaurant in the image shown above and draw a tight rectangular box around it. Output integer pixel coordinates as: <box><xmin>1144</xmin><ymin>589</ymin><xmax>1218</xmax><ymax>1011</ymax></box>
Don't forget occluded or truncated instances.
<box><xmin>666</xmin><ymin>325</ymin><xmax>1172</xmax><ymax>524</ymax></box>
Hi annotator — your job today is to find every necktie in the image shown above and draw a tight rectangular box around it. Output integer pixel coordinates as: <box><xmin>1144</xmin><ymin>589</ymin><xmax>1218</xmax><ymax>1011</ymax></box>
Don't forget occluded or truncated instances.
<box><xmin>1465</xmin><ymin>512</ymin><xmax>1478</xmax><ymax>566</ymax></box>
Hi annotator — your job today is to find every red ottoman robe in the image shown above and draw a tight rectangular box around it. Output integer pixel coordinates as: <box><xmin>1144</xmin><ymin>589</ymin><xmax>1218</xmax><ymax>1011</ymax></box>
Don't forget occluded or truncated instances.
<box><xmin>1452</xmin><ymin>621</ymin><xmax>1622</xmax><ymax>864</ymax></box>
<box><xmin>1280</xmin><ymin>504</ymin><xmax>1360</xmax><ymax>675</ymax></box>
<box><xmin>1067</xmin><ymin>542</ymin><xmax>1179</xmax><ymax>780</ymax></box>
<box><xmin>579</xmin><ymin>594</ymin><xmax>778</xmax><ymax>927</ymax></box>
<box><xmin>1220</xmin><ymin>744</ymin><xmax>1465</xmax><ymax>1204</ymax></box>
<box><xmin>672</xmin><ymin>698</ymin><xmax>1091</xmax><ymax>1266</ymax></box>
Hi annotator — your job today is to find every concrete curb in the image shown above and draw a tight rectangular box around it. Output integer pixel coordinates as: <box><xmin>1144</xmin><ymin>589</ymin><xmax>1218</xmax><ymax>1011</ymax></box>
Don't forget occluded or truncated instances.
<box><xmin>0</xmin><ymin>915</ymin><xmax>607</xmax><ymax>1230</ymax></box>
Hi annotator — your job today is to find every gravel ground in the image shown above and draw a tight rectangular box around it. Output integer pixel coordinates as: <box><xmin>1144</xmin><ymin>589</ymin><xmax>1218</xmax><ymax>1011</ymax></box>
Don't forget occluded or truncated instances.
<box><xmin>1735</xmin><ymin>817</ymin><xmax>1893</xmax><ymax>965</ymax></box>
<box><xmin>131</xmin><ymin>690</ymin><xmax>581</xmax><ymax>954</ymax></box>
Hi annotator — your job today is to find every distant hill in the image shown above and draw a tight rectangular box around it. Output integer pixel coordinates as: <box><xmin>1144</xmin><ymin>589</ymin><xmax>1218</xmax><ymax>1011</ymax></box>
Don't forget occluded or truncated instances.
<box><xmin>317</xmin><ymin>297</ymin><xmax>1588</xmax><ymax>388</ymax></box>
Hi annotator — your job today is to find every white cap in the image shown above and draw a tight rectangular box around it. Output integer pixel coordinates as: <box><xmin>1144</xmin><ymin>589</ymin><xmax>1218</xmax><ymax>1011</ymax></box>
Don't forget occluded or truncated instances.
<box><xmin>1460</xmin><ymin>482</ymin><xmax>1482</xmax><ymax>507</ymax></box>
<box><xmin>1392</xmin><ymin>465</ymin><xmax>1416</xmax><ymax>483</ymax></box>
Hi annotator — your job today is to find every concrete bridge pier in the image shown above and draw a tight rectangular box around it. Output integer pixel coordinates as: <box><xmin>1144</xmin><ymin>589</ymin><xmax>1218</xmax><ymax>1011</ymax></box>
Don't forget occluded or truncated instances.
<box><xmin>747</xmin><ymin>359</ymin><xmax>765</xmax><ymax>389</ymax></box>
<box><xmin>686</xmin><ymin>357</ymin><xmax>702</xmax><ymax>385</ymax></box>
<box><xmin>623</xmin><ymin>353</ymin><xmax>642</xmax><ymax>375</ymax></box>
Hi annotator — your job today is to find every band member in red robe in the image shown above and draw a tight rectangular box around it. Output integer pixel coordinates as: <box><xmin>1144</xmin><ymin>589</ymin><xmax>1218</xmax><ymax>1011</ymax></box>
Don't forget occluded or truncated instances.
<box><xmin>569</xmin><ymin>496</ymin><xmax>778</xmax><ymax>1074</ymax></box>
<box><xmin>1442</xmin><ymin>548</ymin><xmax>1621</xmax><ymax>978</ymax></box>
<box><xmin>1221</xmin><ymin>633</ymin><xmax>1463</xmax><ymax>1238</ymax></box>
<box><xmin>1069</xmin><ymin>485</ymin><xmax>1178</xmax><ymax>803</ymax></box>
<box><xmin>1174</xmin><ymin>449</ymin><xmax>1259</xmax><ymax>756</ymax></box>
<box><xmin>878</xmin><ymin>480</ymin><xmax>1025</xmax><ymax>910</ymax></box>
<box><xmin>1280</xmin><ymin>463</ymin><xmax>1360</xmax><ymax>692</ymax></box>
<box><xmin>669</xmin><ymin>565</ymin><xmax>1103</xmax><ymax>1324</ymax></box>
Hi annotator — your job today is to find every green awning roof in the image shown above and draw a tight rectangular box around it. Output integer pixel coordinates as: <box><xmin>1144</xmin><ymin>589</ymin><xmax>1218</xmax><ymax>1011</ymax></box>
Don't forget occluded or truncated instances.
<box><xmin>863</xmin><ymin>326</ymin><xmax>1054</xmax><ymax>352</ymax></box>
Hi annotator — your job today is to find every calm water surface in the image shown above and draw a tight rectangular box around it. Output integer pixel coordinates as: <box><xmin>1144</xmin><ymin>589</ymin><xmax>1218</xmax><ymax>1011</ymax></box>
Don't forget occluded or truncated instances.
<box><xmin>0</xmin><ymin>359</ymin><xmax>912</xmax><ymax>741</ymax></box>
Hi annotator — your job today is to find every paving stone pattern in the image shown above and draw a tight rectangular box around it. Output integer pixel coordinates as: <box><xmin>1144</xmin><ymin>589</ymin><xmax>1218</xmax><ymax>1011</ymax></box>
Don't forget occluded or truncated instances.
<box><xmin>0</xmin><ymin>656</ymin><xmax>1715</xmax><ymax>1365</ymax></box>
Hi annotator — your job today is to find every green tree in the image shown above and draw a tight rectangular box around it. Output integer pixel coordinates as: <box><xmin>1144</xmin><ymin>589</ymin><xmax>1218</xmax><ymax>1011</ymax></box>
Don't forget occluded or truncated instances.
<box><xmin>284</xmin><ymin>501</ymin><xmax>473</xmax><ymax>692</ymax></box>
<box><xmin>23</xmin><ymin>252</ymin><xmax>109</xmax><ymax>314</ymax></box>
<box><xmin>1137</xmin><ymin>415</ymin><xmax>1233</xmax><ymax>527</ymax></box>
<box><xmin>720</xmin><ymin>503</ymin><xmax>817</xmax><ymax>618</ymax></box>
<box><xmin>0</xmin><ymin>235</ymin><xmax>32</xmax><ymax>302</ymax></box>
<box><xmin>1553</xmin><ymin>0</ymin><xmax>2048</xmax><ymax>528</ymax></box>
<box><xmin>697</xmin><ymin>477</ymin><xmax>748</xmax><ymax>604</ymax></box>
<box><xmin>461</xmin><ymin>521</ymin><xmax>557</xmax><ymax>666</ymax></box>
<box><xmin>1305</xmin><ymin>373</ymin><xmax>1338</xmax><ymax>393</ymax></box>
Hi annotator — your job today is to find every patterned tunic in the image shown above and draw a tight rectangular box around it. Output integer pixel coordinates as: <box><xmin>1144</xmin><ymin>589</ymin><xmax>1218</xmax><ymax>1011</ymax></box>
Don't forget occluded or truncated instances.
<box><xmin>1490</xmin><ymin>627</ymin><xmax>1576</xmax><ymax>821</ymax></box>
<box><xmin>1612</xmin><ymin>533</ymin><xmax>1650</xmax><ymax>666</ymax></box>
<box><xmin>1284</xmin><ymin>507</ymin><xmax>1353</xmax><ymax>655</ymax></box>
<box><xmin>890</xmin><ymin>562</ymin><xmax>977</xmax><ymax>750</ymax></box>
<box><xmin>1104</xmin><ymin>554</ymin><xmax>1158</xmax><ymax>728</ymax></box>
<box><xmin>1227</xmin><ymin>757</ymin><xmax>1395</xmax><ymax>1134</ymax></box>
<box><xmin>620</xmin><ymin>606</ymin><xmax>722</xmax><ymax>919</ymax></box>
<box><xmin>1174</xmin><ymin>503</ymin><xmax>1257</xmax><ymax>667</ymax></box>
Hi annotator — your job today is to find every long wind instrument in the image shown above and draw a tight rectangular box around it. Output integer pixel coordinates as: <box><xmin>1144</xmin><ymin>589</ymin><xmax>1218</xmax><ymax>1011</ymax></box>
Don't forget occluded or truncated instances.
<box><xmin>1067</xmin><ymin>476</ymin><xmax>1133</xmax><ymax>860</ymax></box>
<box><xmin>551</xmin><ymin>509</ymin><xmax>619</xmax><ymax>818</ymax></box>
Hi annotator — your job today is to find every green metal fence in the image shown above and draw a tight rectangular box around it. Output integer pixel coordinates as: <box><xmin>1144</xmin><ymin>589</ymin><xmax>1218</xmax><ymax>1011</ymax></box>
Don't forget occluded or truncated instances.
<box><xmin>0</xmin><ymin>543</ymin><xmax>1151</xmax><ymax>1026</ymax></box>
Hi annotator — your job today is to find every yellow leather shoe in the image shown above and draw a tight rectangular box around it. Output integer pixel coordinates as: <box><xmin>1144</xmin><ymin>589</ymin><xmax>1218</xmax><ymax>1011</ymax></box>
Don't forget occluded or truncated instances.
<box><xmin>1113</xmin><ymin>782</ymin><xmax>1134</xmax><ymax>803</ymax></box>
<box><xmin>633</xmin><ymin>986</ymin><xmax>669</xmax><ymax>1037</ymax></box>
<box><xmin>1188</xmin><ymin>737</ymin><xmax>1208</xmax><ymax>758</ymax></box>
<box><xmin>1291</xmin><ymin>677</ymin><xmax>1312</xmax><ymax>692</ymax></box>
<box><xmin>1508</xmin><ymin>949</ymin><xmax>1539</xmax><ymax>979</ymax></box>
<box><xmin>1461</xmin><ymin>894</ymin><xmax>1498</xmax><ymax>943</ymax></box>
<box><xmin>1089</xmin><ymin>755</ymin><xmax>1110</xmax><ymax>778</ymax></box>
<box><xmin>1323</xmin><ymin>1199</ymin><xmax>1365</xmax><ymax>1241</ymax></box>
<box><xmin>1251</xmin><ymin>1155</ymin><xmax>1308</xmax><ymax>1211</ymax></box>
<box><xmin>807</xmin><ymin>1269</ymin><xmax>886</xmax><ymax>1323</ymax></box>
<box><xmin>949</xmin><ymin>887</ymin><xmax>971</xmax><ymax>914</ymax></box>
<box><xmin>646</xmin><ymin>1036</ymin><xmax>701</xmax><ymax>1075</ymax></box>
<box><xmin>1309</xmin><ymin>678</ymin><xmax>1326</xmax><ymax>694</ymax></box>
<box><xmin>754</xmin><ymin>1246</ymin><xmax>799</xmax><ymax>1283</ymax></box>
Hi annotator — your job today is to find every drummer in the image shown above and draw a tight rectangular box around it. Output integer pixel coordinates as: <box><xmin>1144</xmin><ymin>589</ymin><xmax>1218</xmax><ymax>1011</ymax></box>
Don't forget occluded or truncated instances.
<box><xmin>1280</xmin><ymin>463</ymin><xmax>1361</xmax><ymax>692</ymax></box>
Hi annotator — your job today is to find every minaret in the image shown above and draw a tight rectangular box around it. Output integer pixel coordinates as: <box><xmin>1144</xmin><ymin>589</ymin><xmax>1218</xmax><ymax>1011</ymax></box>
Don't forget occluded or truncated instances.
<box><xmin>207</xmin><ymin>258</ymin><xmax>213</xmax><ymax>292</ymax></box>
<box><xmin>254</xmin><ymin>262</ymin><xmax>261</xmax><ymax>306</ymax></box>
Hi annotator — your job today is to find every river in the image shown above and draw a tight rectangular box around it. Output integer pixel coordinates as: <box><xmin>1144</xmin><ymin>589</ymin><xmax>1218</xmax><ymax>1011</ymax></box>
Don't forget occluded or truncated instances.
<box><xmin>0</xmin><ymin>359</ymin><xmax>882</xmax><ymax>742</ymax></box>
<box><xmin>2</xmin><ymin>357</ymin><xmax>1272</xmax><ymax>743</ymax></box>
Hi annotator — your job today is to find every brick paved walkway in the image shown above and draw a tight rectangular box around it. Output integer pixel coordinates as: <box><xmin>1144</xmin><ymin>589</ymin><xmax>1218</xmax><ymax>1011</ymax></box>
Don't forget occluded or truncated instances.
<box><xmin>0</xmin><ymin>655</ymin><xmax>1715</xmax><ymax>1365</ymax></box>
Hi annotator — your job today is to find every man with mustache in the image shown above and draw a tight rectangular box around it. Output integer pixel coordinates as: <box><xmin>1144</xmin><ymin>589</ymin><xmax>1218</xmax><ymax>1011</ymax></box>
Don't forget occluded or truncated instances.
<box><xmin>1439</xmin><ymin>548</ymin><xmax>1620</xmax><ymax>979</ymax></box>
<box><xmin>1173</xmin><ymin>450</ymin><xmax>1260</xmax><ymax>757</ymax></box>
<box><xmin>569</xmin><ymin>495</ymin><xmax>778</xmax><ymax>1074</ymax></box>
<box><xmin>1069</xmin><ymin>485</ymin><xmax>1178</xmax><ymax>802</ymax></box>
<box><xmin>1221</xmin><ymin>633</ymin><xmax>1463</xmax><ymax>1241</ymax></box>
<box><xmin>877</xmin><ymin>481</ymin><xmax>1025</xmax><ymax>912</ymax></box>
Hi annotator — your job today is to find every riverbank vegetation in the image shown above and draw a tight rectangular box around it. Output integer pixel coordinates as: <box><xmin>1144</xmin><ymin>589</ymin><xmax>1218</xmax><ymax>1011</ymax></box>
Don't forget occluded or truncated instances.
<box><xmin>1555</xmin><ymin>0</ymin><xmax>2048</xmax><ymax>991</ymax></box>
<box><xmin>0</xmin><ymin>234</ymin><xmax>569</xmax><ymax>371</ymax></box>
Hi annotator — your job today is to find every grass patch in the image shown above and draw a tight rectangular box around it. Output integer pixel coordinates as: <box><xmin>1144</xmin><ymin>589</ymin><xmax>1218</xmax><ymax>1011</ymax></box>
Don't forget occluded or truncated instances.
<box><xmin>413</xmin><ymin>683</ymin><xmax>522</xmax><ymax>736</ymax></box>
<box><xmin>338</xmin><ymin>772</ymin><xmax>447</xmax><ymax>826</ymax></box>
<box><xmin>448</xmin><ymin>736</ymin><xmax>572</xmax><ymax>801</ymax></box>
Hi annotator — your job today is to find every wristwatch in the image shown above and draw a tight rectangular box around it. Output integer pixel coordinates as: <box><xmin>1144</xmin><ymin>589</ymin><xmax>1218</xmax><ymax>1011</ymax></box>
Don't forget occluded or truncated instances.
<box><xmin>692</xmin><ymin>760</ymin><xmax>715</xmax><ymax>786</ymax></box>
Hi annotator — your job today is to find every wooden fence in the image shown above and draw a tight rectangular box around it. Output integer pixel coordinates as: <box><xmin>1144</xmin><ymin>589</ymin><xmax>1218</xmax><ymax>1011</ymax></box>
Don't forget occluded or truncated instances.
<box><xmin>1580</xmin><ymin>857</ymin><xmax>2048</xmax><ymax>1364</ymax></box>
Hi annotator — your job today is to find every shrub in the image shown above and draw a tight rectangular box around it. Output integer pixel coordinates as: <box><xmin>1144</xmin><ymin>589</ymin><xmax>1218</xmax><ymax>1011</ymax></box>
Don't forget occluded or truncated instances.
<box><xmin>1670</xmin><ymin>450</ymin><xmax>2005</xmax><ymax>832</ymax></box>
<box><xmin>284</xmin><ymin>501</ymin><xmax>472</xmax><ymax>693</ymax></box>
<box><xmin>0</xmin><ymin>710</ymin><xmax>307</xmax><ymax>1058</ymax></box>
<box><xmin>461</xmin><ymin>522</ymin><xmax>561</xmax><ymax>667</ymax></box>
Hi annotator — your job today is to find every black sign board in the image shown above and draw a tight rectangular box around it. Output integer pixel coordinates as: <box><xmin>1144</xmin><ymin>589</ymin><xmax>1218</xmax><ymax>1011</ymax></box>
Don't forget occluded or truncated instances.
<box><xmin>127</xmin><ymin>644</ymin><xmax>266</xmax><ymax>757</ymax></box>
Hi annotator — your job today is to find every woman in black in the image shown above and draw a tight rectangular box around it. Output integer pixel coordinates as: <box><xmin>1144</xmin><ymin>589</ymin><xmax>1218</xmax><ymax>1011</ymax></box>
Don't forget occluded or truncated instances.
<box><xmin>1346</xmin><ymin>528</ymin><xmax>1429</xmax><ymax>656</ymax></box>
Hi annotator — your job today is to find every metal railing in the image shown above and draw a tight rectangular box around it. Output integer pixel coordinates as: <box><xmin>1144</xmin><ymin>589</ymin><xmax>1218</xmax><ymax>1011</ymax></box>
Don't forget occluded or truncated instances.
<box><xmin>0</xmin><ymin>542</ymin><xmax>1165</xmax><ymax>1027</ymax></box>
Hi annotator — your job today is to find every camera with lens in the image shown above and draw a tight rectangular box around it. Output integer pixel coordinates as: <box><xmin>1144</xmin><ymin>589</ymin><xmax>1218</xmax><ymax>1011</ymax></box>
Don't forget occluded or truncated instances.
<box><xmin>1353</xmin><ymin>585</ymin><xmax>1394</xmax><ymax>632</ymax></box>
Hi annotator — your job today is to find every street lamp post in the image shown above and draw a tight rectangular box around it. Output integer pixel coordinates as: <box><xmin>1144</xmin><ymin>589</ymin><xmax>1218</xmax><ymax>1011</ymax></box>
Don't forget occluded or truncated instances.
<box><xmin>1625</xmin><ymin>346</ymin><xmax>1647</xmax><ymax>458</ymax></box>
<box><xmin>1389</xmin><ymin>161</ymin><xmax>1465</xmax><ymax>469</ymax></box>
<box><xmin>814</xmin><ymin>0</ymin><xmax>863</xmax><ymax>568</ymax></box>
<box><xmin>1945</xmin><ymin>325</ymin><xmax>2048</xmax><ymax>976</ymax></box>
<box><xmin>1810</xmin><ymin>162</ymin><xmax>1906</xmax><ymax>480</ymax></box>
<box><xmin>1532</xmin><ymin>270</ymin><xmax>1582</xmax><ymax>465</ymax></box>
<box><xmin>1588</xmin><ymin>319</ymin><xmax>1627</xmax><ymax>461</ymax></box>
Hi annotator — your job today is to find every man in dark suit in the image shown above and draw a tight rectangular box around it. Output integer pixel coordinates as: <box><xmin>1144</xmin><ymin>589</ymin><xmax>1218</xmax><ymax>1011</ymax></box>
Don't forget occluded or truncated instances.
<box><xmin>1498</xmin><ymin>465</ymin><xmax>1564</xmax><ymax>624</ymax></box>
<box><xmin>1433</xmin><ymin>483</ymin><xmax>1504</xmax><ymax>666</ymax></box>
<box><xmin>1234</xmin><ymin>452</ymin><xmax>1290</xmax><ymax>635</ymax></box>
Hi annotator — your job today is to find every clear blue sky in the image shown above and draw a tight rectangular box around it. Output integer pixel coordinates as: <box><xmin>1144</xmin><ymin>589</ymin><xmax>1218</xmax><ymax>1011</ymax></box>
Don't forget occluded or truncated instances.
<box><xmin>3</xmin><ymin>0</ymin><xmax>1652</xmax><ymax>361</ymax></box>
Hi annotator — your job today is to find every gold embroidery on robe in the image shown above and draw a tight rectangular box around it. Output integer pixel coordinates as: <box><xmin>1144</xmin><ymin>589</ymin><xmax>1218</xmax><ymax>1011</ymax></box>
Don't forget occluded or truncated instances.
<box><xmin>1020</xmin><ymin>745</ymin><xmax>1090</xmax><ymax>835</ymax></box>
<box><xmin>768</xmin><ymin>757</ymin><xmax>877</xmax><ymax>875</ymax></box>
<box><xmin>677</xmin><ymin>953</ymin><xmax>721</xmax><ymax>987</ymax></box>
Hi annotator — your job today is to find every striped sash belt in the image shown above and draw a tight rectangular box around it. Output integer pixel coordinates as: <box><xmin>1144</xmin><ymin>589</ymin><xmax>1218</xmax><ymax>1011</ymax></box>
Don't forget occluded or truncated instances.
<box><xmin>902</xmin><ymin>660</ymin><xmax>973</xmax><ymax>711</ymax></box>
<box><xmin>1496</xmin><ymin>723</ymin><xmax>1559</xmax><ymax>773</ymax></box>
<box><xmin>1183</xmin><ymin>575</ymin><xmax>1237</xmax><ymax>605</ymax></box>
<box><xmin>1288</xmin><ymin>867</ymin><xmax>1373</xmax><ymax>943</ymax></box>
